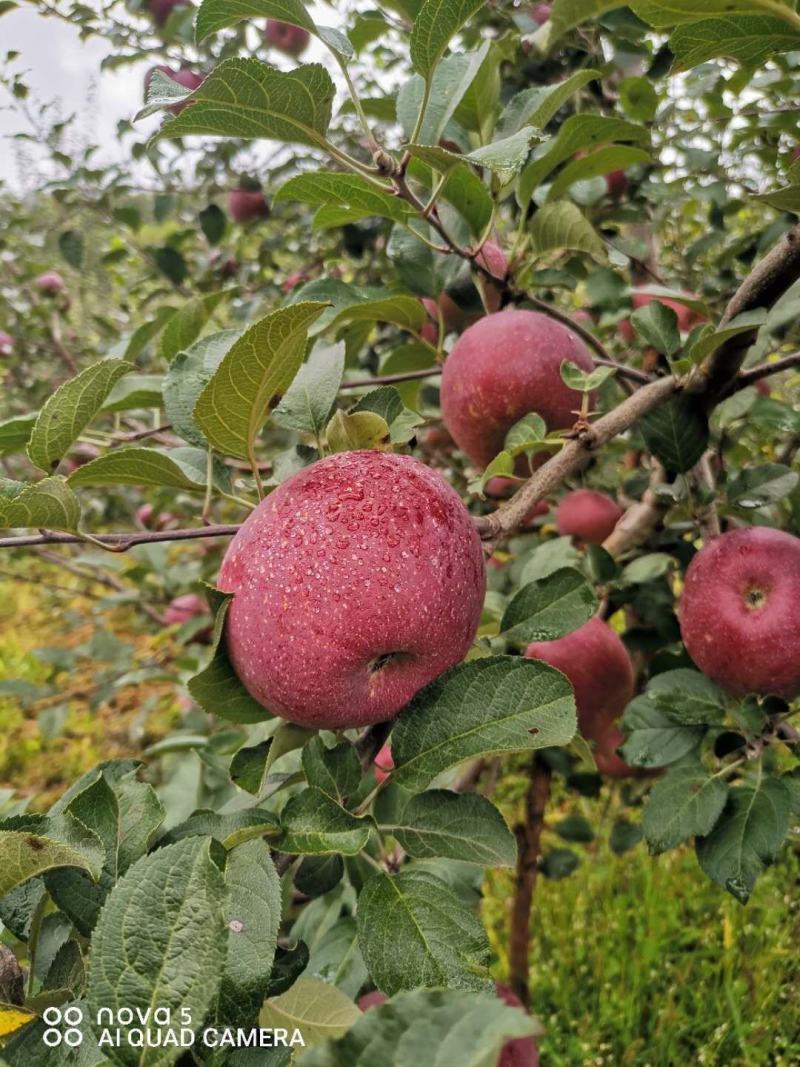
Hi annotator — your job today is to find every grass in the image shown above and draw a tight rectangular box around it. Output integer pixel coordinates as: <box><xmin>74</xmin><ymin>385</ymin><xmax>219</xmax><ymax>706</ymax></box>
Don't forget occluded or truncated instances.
<box><xmin>485</xmin><ymin>780</ymin><xmax>800</xmax><ymax>1067</ymax></box>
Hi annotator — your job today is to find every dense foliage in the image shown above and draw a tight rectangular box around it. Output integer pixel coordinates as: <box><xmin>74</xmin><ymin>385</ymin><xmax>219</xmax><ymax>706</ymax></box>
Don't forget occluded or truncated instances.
<box><xmin>0</xmin><ymin>0</ymin><xmax>799</xmax><ymax>1064</ymax></box>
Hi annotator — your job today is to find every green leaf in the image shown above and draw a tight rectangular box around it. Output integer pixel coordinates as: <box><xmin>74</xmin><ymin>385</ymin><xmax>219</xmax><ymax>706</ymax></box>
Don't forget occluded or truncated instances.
<box><xmin>647</xmin><ymin>669</ymin><xmax>727</xmax><ymax>726</ymax></box>
<box><xmin>163</xmin><ymin>330</ymin><xmax>240</xmax><ymax>448</ymax></box>
<box><xmin>260</xmin><ymin>976</ymin><xmax>361</xmax><ymax>1047</ymax></box>
<box><xmin>410</xmin><ymin>0</ymin><xmax>488</xmax><ymax>77</ymax></box>
<box><xmin>529</xmin><ymin>201</ymin><xmax>607</xmax><ymax>262</ymax></box>
<box><xmin>639</xmin><ymin>393</ymin><xmax>709</xmax><ymax>474</ymax></box>
<box><xmin>356</xmin><ymin>869</ymin><xmax>490</xmax><ymax>994</ymax></box>
<box><xmin>0</xmin><ymin>832</ymin><xmax>97</xmax><ymax>897</ymax></box>
<box><xmin>280</xmin><ymin>787</ymin><xmax>371</xmax><ymax>856</ymax></box>
<box><xmin>27</xmin><ymin>359</ymin><xmax>133</xmax><ymax>472</ymax></box>
<box><xmin>439</xmin><ymin>162</ymin><xmax>493</xmax><ymax>235</ymax></box>
<box><xmin>392</xmin><ymin>656</ymin><xmax>576</xmax><ymax>792</ymax></box>
<box><xmin>379</xmin><ymin>790</ymin><xmax>517</xmax><ymax>866</ymax></box>
<box><xmin>146</xmin><ymin>59</ymin><xmax>336</xmax><ymax>150</ymax></box>
<box><xmin>199</xmin><ymin>202</ymin><xmax>227</xmax><ymax>244</ymax></box>
<box><xmin>467</xmin><ymin>449</ymin><xmax>514</xmax><ymax>496</ymax></box>
<box><xmin>518</xmin><ymin>115</ymin><xmax>648</xmax><ymax>205</ymax></box>
<box><xmin>301</xmin><ymin>738</ymin><xmax>361</xmax><ymax>804</ymax></box>
<box><xmin>727</xmin><ymin>464</ymin><xmax>799</xmax><ymax>508</ymax></box>
<box><xmin>272</xmin><ymin>342</ymin><xmax>346</xmax><ymax>439</ymax></box>
<box><xmin>230</xmin><ymin>741</ymin><xmax>272</xmax><ymax>796</ymax></box>
<box><xmin>752</xmin><ymin>185</ymin><xmax>800</xmax><ymax>214</ymax></box>
<box><xmin>275</xmin><ymin>172</ymin><xmax>412</xmax><ymax>228</ymax></box>
<box><xmin>621</xmin><ymin>552</ymin><xmax>673</xmax><ymax>584</ymax></box>
<box><xmin>500</xmin><ymin>567</ymin><xmax>597</xmax><ymax>645</ymax></box>
<box><xmin>559</xmin><ymin>360</ymin><xmax>616</xmax><ymax>392</ymax></box>
<box><xmin>410</xmin><ymin>126</ymin><xmax>539</xmax><ymax>181</ymax></box>
<box><xmin>152</xmin><ymin>245</ymin><xmax>188</xmax><ymax>286</ymax></box>
<box><xmin>157</xmin><ymin>809</ymin><xmax>280</xmax><ymax>850</ymax></box>
<box><xmin>498</xmin><ymin>70</ymin><xmax>601</xmax><ymax>137</ymax></box>
<box><xmin>218</xmin><ymin>839</ymin><xmax>281</xmax><ymax>1027</ymax></box>
<box><xmin>326</xmin><ymin>409</ymin><xmax>390</xmax><ymax>453</ymax></box>
<box><xmin>58</xmin><ymin>229</ymin><xmax>84</xmax><ymax>268</ymax></box>
<box><xmin>159</xmin><ymin>293</ymin><xmax>227</xmax><ymax>363</ymax></box>
<box><xmin>188</xmin><ymin>590</ymin><xmax>269</xmax><ymax>724</ymax></box>
<box><xmin>547</xmin><ymin>145</ymin><xmax>650</xmax><ymax>201</ymax></box>
<box><xmin>194</xmin><ymin>302</ymin><xmax>327</xmax><ymax>460</ymax></box>
<box><xmin>504</xmin><ymin>413</ymin><xmax>548</xmax><ymax>455</ymax></box>
<box><xmin>669</xmin><ymin>16</ymin><xmax>800</xmax><ymax>71</ymax></box>
<box><xmin>631</xmin><ymin>0</ymin><xmax>800</xmax><ymax>28</ymax></box>
<box><xmin>0</xmin><ymin>415</ymin><xmax>36</xmax><ymax>457</ymax></box>
<box><xmin>621</xmin><ymin>695</ymin><xmax>704</xmax><ymax>768</ymax></box>
<box><xmin>300</xmin><ymin>988</ymin><xmax>542</xmax><ymax>1067</ymax></box>
<box><xmin>629</xmin><ymin>302</ymin><xmax>681</xmax><ymax>357</ymax></box>
<box><xmin>685</xmin><ymin>309</ymin><xmax>765</xmax><ymax>365</ymax></box>
<box><xmin>67</xmin><ymin>446</ymin><xmax>224</xmax><ymax>493</ymax></box>
<box><xmin>534</xmin><ymin>0</ymin><xmax>622</xmax><ymax>46</ymax></box>
<box><xmin>101</xmin><ymin>374</ymin><xmax>164</xmax><ymax>413</ymax></box>
<box><xmin>642</xmin><ymin>760</ymin><xmax>728</xmax><ymax>854</ymax></box>
<box><xmin>86</xmin><ymin>838</ymin><xmax>227</xmax><ymax>1060</ymax></box>
<box><xmin>696</xmin><ymin>778</ymin><xmax>791</xmax><ymax>903</ymax></box>
<box><xmin>399</xmin><ymin>45</ymin><xmax>491</xmax><ymax>146</ymax></box>
<box><xmin>0</xmin><ymin>477</ymin><xmax>80</xmax><ymax>533</ymax></box>
<box><xmin>304</xmin><ymin>916</ymin><xmax>366</xmax><ymax>997</ymax></box>
<box><xmin>328</xmin><ymin>294</ymin><xmax>426</xmax><ymax>333</ymax></box>
<box><xmin>618</xmin><ymin>76</ymin><xmax>659</xmax><ymax>122</ymax></box>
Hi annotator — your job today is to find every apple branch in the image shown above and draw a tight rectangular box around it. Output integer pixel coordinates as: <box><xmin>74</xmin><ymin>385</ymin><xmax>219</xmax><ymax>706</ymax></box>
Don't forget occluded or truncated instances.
<box><xmin>508</xmin><ymin>753</ymin><xmax>552</xmax><ymax>1008</ymax></box>
<box><xmin>0</xmin><ymin>523</ymin><xmax>241</xmax><ymax>551</ymax></box>
<box><xmin>727</xmin><ymin>350</ymin><xmax>800</xmax><ymax>392</ymax></box>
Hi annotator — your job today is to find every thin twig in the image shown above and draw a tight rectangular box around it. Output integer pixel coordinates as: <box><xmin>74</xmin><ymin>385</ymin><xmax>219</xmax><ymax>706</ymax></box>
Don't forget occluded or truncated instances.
<box><xmin>728</xmin><ymin>350</ymin><xmax>800</xmax><ymax>393</ymax></box>
<box><xmin>0</xmin><ymin>524</ymin><xmax>241</xmax><ymax>551</ymax></box>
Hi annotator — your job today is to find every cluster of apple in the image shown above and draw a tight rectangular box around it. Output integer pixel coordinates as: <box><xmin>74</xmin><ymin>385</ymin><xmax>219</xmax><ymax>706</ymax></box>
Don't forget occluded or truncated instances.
<box><xmin>210</xmin><ymin>280</ymin><xmax>799</xmax><ymax>782</ymax></box>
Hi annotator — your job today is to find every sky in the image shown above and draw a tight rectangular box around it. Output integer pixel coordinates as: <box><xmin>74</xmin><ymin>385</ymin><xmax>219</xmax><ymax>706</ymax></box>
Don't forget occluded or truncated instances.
<box><xmin>0</xmin><ymin>2</ymin><xmax>333</xmax><ymax>191</ymax></box>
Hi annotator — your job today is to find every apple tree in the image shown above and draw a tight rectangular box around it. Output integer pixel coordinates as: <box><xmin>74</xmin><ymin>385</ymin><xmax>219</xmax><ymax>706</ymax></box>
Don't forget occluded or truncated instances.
<box><xmin>0</xmin><ymin>0</ymin><xmax>799</xmax><ymax>1063</ymax></box>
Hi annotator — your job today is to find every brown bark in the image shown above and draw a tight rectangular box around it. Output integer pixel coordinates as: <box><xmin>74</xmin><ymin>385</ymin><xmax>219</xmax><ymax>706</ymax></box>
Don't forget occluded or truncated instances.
<box><xmin>509</xmin><ymin>754</ymin><xmax>552</xmax><ymax>1008</ymax></box>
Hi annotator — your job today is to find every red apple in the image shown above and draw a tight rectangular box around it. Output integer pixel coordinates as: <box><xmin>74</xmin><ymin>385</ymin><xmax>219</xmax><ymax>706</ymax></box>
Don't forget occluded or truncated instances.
<box><xmin>476</xmin><ymin>240</ymin><xmax>509</xmax><ymax>313</ymax></box>
<box><xmin>525</xmin><ymin>617</ymin><xmax>634</xmax><ymax>746</ymax></box>
<box><xmin>440</xmin><ymin>309</ymin><xmax>595</xmax><ymax>469</ymax></box>
<box><xmin>530</xmin><ymin>2</ymin><xmax>550</xmax><ymax>24</ymax></box>
<box><xmin>218</xmin><ymin>451</ymin><xmax>486</xmax><ymax>729</ymax></box>
<box><xmin>227</xmin><ymin>188</ymin><xmax>270</xmax><ymax>224</ymax></box>
<box><xmin>556</xmin><ymin>489</ymin><xmax>622</xmax><ymax>545</ymax></box>
<box><xmin>357</xmin><ymin>991</ymin><xmax>387</xmax><ymax>1012</ymax></box>
<box><xmin>264</xmin><ymin>19</ymin><xmax>310</xmax><ymax>56</ymax></box>
<box><xmin>495</xmin><ymin>984</ymin><xmax>540</xmax><ymax>1067</ymax></box>
<box><xmin>420</xmin><ymin>298</ymin><xmax>440</xmax><ymax>344</ymax></box>
<box><xmin>679</xmin><ymin>527</ymin><xmax>800</xmax><ymax>698</ymax></box>
<box><xmin>36</xmin><ymin>271</ymin><xmax>65</xmax><ymax>295</ymax></box>
<box><xmin>164</xmin><ymin>593</ymin><xmax>209</xmax><ymax>626</ymax></box>
<box><xmin>620</xmin><ymin>287</ymin><xmax>705</xmax><ymax>342</ymax></box>
<box><xmin>373</xmin><ymin>743</ymin><xmax>394</xmax><ymax>785</ymax></box>
<box><xmin>148</xmin><ymin>0</ymin><xmax>188</xmax><ymax>25</ymax></box>
<box><xmin>753</xmin><ymin>378</ymin><xmax>770</xmax><ymax>397</ymax></box>
<box><xmin>283</xmin><ymin>271</ymin><xmax>307</xmax><ymax>293</ymax></box>
<box><xmin>605</xmin><ymin>170</ymin><xmax>628</xmax><ymax>199</ymax></box>
<box><xmin>0</xmin><ymin>331</ymin><xmax>13</xmax><ymax>356</ymax></box>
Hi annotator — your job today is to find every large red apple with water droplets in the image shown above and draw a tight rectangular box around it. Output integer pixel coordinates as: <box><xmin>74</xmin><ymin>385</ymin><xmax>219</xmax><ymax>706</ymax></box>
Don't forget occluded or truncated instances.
<box><xmin>218</xmin><ymin>451</ymin><xmax>486</xmax><ymax>729</ymax></box>
<box><xmin>679</xmin><ymin>527</ymin><xmax>800</xmax><ymax>699</ymax></box>
<box><xmin>440</xmin><ymin>309</ymin><xmax>594</xmax><ymax>469</ymax></box>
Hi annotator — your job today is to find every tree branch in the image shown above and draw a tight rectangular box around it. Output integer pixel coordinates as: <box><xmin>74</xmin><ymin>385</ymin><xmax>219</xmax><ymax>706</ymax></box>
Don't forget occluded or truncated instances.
<box><xmin>728</xmin><ymin>350</ymin><xmax>800</xmax><ymax>393</ymax></box>
<box><xmin>0</xmin><ymin>524</ymin><xmax>241</xmax><ymax>551</ymax></box>
<box><xmin>475</xmin><ymin>376</ymin><xmax>678</xmax><ymax>542</ymax></box>
<box><xmin>602</xmin><ymin>461</ymin><xmax>666</xmax><ymax>558</ymax></box>
<box><xmin>700</xmin><ymin>222</ymin><xmax>800</xmax><ymax>398</ymax></box>
<box><xmin>509</xmin><ymin>754</ymin><xmax>551</xmax><ymax>1008</ymax></box>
